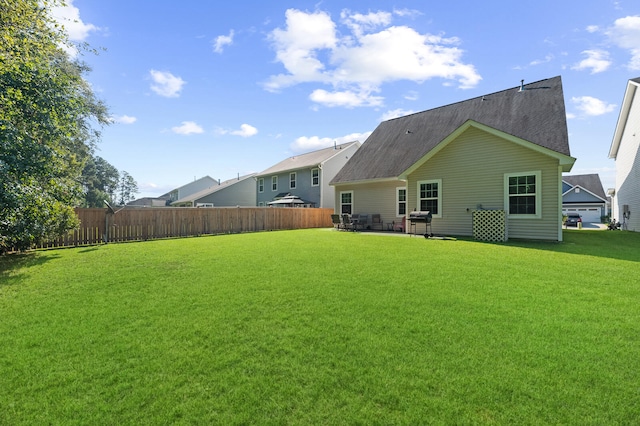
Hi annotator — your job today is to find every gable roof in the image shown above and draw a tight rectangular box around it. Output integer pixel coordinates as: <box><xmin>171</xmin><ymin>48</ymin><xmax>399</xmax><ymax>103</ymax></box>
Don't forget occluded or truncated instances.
<box><xmin>172</xmin><ymin>173</ymin><xmax>256</xmax><ymax>204</ymax></box>
<box><xmin>160</xmin><ymin>175</ymin><xmax>218</xmax><ymax>197</ymax></box>
<box><xmin>562</xmin><ymin>173</ymin><xmax>607</xmax><ymax>200</ymax></box>
<box><xmin>256</xmin><ymin>141</ymin><xmax>360</xmax><ymax>177</ymax></box>
<box><xmin>332</xmin><ymin>76</ymin><xmax>573</xmax><ymax>184</ymax></box>
<box><xmin>609</xmin><ymin>77</ymin><xmax>640</xmax><ymax>159</ymax></box>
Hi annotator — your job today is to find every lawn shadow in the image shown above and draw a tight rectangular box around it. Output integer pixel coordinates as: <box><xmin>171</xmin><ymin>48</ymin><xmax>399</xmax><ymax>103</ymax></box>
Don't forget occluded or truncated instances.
<box><xmin>503</xmin><ymin>230</ymin><xmax>640</xmax><ymax>263</ymax></box>
<box><xmin>0</xmin><ymin>252</ymin><xmax>59</xmax><ymax>288</ymax></box>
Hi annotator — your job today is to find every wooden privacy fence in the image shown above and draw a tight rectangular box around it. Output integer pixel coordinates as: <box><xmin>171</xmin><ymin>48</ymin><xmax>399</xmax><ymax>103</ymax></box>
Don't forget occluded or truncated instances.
<box><xmin>38</xmin><ymin>207</ymin><xmax>334</xmax><ymax>249</ymax></box>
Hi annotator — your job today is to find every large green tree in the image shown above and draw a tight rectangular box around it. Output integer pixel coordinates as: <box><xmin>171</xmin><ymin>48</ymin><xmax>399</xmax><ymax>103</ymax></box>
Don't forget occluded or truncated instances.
<box><xmin>0</xmin><ymin>0</ymin><xmax>109</xmax><ymax>252</ymax></box>
<box><xmin>117</xmin><ymin>171</ymin><xmax>138</xmax><ymax>206</ymax></box>
<box><xmin>81</xmin><ymin>155</ymin><xmax>120</xmax><ymax>208</ymax></box>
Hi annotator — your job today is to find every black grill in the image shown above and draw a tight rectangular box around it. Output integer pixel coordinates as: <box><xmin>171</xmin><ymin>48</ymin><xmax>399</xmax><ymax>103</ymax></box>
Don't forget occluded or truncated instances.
<box><xmin>408</xmin><ymin>211</ymin><xmax>433</xmax><ymax>237</ymax></box>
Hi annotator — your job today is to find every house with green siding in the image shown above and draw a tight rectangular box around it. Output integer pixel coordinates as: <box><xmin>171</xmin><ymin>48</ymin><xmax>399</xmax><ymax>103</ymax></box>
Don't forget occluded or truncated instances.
<box><xmin>330</xmin><ymin>76</ymin><xmax>576</xmax><ymax>241</ymax></box>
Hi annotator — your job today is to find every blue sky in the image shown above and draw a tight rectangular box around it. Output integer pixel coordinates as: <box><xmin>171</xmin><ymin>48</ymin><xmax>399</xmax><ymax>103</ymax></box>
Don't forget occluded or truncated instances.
<box><xmin>53</xmin><ymin>0</ymin><xmax>640</xmax><ymax>198</ymax></box>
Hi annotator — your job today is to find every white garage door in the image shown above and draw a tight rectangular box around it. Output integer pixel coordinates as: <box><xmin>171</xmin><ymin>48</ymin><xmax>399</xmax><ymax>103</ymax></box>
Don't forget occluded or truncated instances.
<box><xmin>563</xmin><ymin>208</ymin><xmax>601</xmax><ymax>223</ymax></box>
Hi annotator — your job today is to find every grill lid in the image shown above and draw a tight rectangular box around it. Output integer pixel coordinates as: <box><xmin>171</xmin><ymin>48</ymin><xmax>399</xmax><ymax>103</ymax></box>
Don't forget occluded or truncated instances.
<box><xmin>409</xmin><ymin>211</ymin><xmax>432</xmax><ymax>219</ymax></box>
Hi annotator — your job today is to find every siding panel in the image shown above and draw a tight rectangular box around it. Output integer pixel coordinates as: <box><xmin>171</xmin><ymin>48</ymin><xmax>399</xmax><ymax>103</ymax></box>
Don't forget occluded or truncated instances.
<box><xmin>613</xmin><ymin>90</ymin><xmax>640</xmax><ymax>231</ymax></box>
<box><xmin>333</xmin><ymin>180</ymin><xmax>405</xmax><ymax>227</ymax></box>
<box><xmin>408</xmin><ymin>127</ymin><xmax>562</xmax><ymax>240</ymax></box>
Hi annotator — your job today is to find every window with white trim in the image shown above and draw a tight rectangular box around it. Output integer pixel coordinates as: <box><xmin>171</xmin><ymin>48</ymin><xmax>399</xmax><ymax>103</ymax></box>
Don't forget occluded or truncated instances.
<box><xmin>504</xmin><ymin>171</ymin><xmax>541</xmax><ymax>218</ymax></box>
<box><xmin>417</xmin><ymin>179</ymin><xmax>441</xmax><ymax>217</ymax></box>
<box><xmin>311</xmin><ymin>168</ymin><xmax>319</xmax><ymax>186</ymax></box>
<box><xmin>290</xmin><ymin>172</ymin><xmax>297</xmax><ymax>189</ymax></box>
<box><xmin>258</xmin><ymin>178</ymin><xmax>264</xmax><ymax>193</ymax></box>
<box><xmin>271</xmin><ymin>176</ymin><xmax>278</xmax><ymax>192</ymax></box>
<box><xmin>340</xmin><ymin>191</ymin><xmax>353</xmax><ymax>214</ymax></box>
<box><xmin>397</xmin><ymin>187</ymin><xmax>406</xmax><ymax>216</ymax></box>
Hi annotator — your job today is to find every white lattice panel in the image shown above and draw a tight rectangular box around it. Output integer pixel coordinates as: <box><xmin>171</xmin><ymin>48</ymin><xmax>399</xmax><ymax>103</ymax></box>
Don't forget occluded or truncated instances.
<box><xmin>472</xmin><ymin>210</ymin><xmax>508</xmax><ymax>242</ymax></box>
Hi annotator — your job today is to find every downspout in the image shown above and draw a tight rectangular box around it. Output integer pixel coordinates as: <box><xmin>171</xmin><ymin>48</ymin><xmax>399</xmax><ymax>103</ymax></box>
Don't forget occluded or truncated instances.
<box><xmin>558</xmin><ymin>165</ymin><xmax>564</xmax><ymax>242</ymax></box>
<box><xmin>318</xmin><ymin>163</ymin><xmax>323</xmax><ymax>208</ymax></box>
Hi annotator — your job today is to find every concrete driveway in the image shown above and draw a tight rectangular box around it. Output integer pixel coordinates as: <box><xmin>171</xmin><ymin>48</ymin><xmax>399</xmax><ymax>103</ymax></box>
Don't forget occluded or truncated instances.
<box><xmin>565</xmin><ymin>222</ymin><xmax>607</xmax><ymax>230</ymax></box>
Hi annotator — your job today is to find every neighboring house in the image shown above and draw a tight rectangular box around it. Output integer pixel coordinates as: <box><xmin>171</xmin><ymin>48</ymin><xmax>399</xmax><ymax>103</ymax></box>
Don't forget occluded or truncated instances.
<box><xmin>608</xmin><ymin>77</ymin><xmax>640</xmax><ymax>232</ymax></box>
<box><xmin>331</xmin><ymin>76</ymin><xmax>576</xmax><ymax>241</ymax></box>
<box><xmin>127</xmin><ymin>197</ymin><xmax>168</xmax><ymax>207</ymax></box>
<box><xmin>171</xmin><ymin>174</ymin><xmax>257</xmax><ymax>207</ymax></box>
<box><xmin>161</xmin><ymin>176</ymin><xmax>219</xmax><ymax>205</ymax></box>
<box><xmin>255</xmin><ymin>141</ymin><xmax>361</xmax><ymax>208</ymax></box>
<box><xmin>561</xmin><ymin>174</ymin><xmax>608</xmax><ymax>223</ymax></box>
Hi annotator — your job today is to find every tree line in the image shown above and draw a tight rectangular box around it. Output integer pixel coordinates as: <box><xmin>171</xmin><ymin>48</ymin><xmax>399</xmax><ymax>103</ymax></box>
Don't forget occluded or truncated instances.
<box><xmin>1</xmin><ymin>0</ymin><xmax>136</xmax><ymax>253</ymax></box>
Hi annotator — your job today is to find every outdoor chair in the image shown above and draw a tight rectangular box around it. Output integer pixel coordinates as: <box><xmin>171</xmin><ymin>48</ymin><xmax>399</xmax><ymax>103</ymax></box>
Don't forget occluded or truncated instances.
<box><xmin>331</xmin><ymin>214</ymin><xmax>342</xmax><ymax>230</ymax></box>
<box><xmin>341</xmin><ymin>214</ymin><xmax>352</xmax><ymax>231</ymax></box>
<box><xmin>350</xmin><ymin>214</ymin><xmax>361</xmax><ymax>231</ymax></box>
<box><xmin>357</xmin><ymin>214</ymin><xmax>369</xmax><ymax>230</ymax></box>
<box><xmin>371</xmin><ymin>214</ymin><xmax>383</xmax><ymax>230</ymax></box>
<box><xmin>389</xmin><ymin>216</ymin><xmax>405</xmax><ymax>232</ymax></box>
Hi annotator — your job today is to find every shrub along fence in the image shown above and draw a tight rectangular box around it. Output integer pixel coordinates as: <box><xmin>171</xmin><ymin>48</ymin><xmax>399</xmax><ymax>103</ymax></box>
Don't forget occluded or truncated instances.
<box><xmin>36</xmin><ymin>207</ymin><xmax>334</xmax><ymax>250</ymax></box>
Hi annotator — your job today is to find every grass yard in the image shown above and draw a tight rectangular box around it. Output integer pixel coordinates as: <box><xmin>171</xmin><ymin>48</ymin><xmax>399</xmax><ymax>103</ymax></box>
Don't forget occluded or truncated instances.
<box><xmin>1</xmin><ymin>229</ymin><xmax>639</xmax><ymax>424</ymax></box>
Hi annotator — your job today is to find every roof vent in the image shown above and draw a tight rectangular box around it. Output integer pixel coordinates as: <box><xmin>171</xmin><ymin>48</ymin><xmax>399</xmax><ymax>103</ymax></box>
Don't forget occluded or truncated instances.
<box><xmin>519</xmin><ymin>79</ymin><xmax>525</xmax><ymax>92</ymax></box>
<box><xmin>406</xmin><ymin>130</ymin><xmax>412</xmax><ymax>134</ymax></box>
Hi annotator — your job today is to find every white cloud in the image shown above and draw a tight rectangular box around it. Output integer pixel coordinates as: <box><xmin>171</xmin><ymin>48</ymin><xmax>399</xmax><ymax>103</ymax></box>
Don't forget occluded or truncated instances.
<box><xmin>404</xmin><ymin>91</ymin><xmax>419</xmax><ymax>101</ymax></box>
<box><xmin>341</xmin><ymin>9</ymin><xmax>392</xmax><ymax>37</ymax></box>
<box><xmin>51</xmin><ymin>0</ymin><xmax>98</xmax><ymax>41</ymax></box>
<box><xmin>213</xmin><ymin>30</ymin><xmax>234</xmax><ymax>53</ymax></box>
<box><xmin>50</xmin><ymin>0</ymin><xmax>99</xmax><ymax>57</ymax></box>
<box><xmin>571</xmin><ymin>96</ymin><xmax>616</xmax><ymax>116</ymax></box>
<box><xmin>380</xmin><ymin>108</ymin><xmax>416</xmax><ymax>121</ymax></box>
<box><xmin>309</xmin><ymin>89</ymin><xmax>383</xmax><ymax>108</ymax></box>
<box><xmin>172</xmin><ymin>121</ymin><xmax>204</xmax><ymax>135</ymax></box>
<box><xmin>291</xmin><ymin>131</ymin><xmax>372</xmax><ymax>152</ymax></box>
<box><xmin>231</xmin><ymin>124</ymin><xmax>258</xmax><ymax>137</ymax></box>
<box><xmin>607</xmin><ymin>16</ymin><xmax>640</xmax><ymax>70</ymax></box>
<box><xmin>392</xmin><ymin>8</ymin><xmax>422</xmax><ymax>18</ymax></box>
<box><xmin>149</xmin><ymin>70</ymin><xmax>185</xmax><ymax>98</ymax></box>
<box><xmin>530</xmin><ymin>54</ymin><xmax>554</xmax><ymax>66</ymax></box>
<box><xmin>265</xmin><ymin>8</ymin><xmax>481</xmax><ymax>107</ymax></box>
<box><xmin>217</xmin><ymin>124</ymin><xmax>259</xmax><ymax>137</ymax></box>
<box><xmin>586</xmin><ymin>25</ymin><xmax>599</xmax><ymax>33</ymax></box>
<box><xmin>112</xmin><ymin>115</ymin><xmax>137</xmax><ymax>124</ymax></box>
<box><xmin>572</xmin><ymin>50</ymin><xmax>611</xmax><ymax>73</ymax></box>
<box><xmin>266</xmin><ymin>9</ymin><xmax>337</xmax><ymax>91</ymax></box>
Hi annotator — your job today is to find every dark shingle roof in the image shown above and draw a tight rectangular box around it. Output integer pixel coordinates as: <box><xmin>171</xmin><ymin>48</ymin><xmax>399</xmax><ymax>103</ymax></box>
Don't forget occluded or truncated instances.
<box><xmin>563</xmin><ymin>174</ymin><xmax>606</xmax><ymax>199</ymax></box>
<box><xmin>332</xmin><ymin>76</ymin><xmax>570</xmax><ymax>184</ymax></box>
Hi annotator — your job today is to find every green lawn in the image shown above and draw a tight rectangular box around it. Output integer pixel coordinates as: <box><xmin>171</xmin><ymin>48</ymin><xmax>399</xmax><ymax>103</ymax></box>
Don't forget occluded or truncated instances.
<box><xmin>1</xmin><ymin>229</ymin><xmax>639</xmax><ymax>424</ymax></box>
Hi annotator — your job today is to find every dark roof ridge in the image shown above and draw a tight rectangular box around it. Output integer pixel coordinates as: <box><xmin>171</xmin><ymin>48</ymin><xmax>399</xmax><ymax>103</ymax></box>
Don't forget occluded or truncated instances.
<box><xmin>385</xmin><ymin>76</ymin><xmax>562</xmax><ymax>122</ymax></box>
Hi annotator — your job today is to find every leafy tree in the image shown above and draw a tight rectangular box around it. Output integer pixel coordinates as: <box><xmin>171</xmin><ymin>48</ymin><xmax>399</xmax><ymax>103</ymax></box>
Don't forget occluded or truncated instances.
<box><xmin>81</xmin><ymin>155</ymin><xmax>120</xmax><ymax>207</ymax></box>
<box><xmin>0</xmin><ymin>0</ymin><xmax>109</xmax><ymax>252</ymax></box>
<box><xmin>117</xmin><ymin>171</ymin><xmax>138</xmax><ymax>206</ymax></box>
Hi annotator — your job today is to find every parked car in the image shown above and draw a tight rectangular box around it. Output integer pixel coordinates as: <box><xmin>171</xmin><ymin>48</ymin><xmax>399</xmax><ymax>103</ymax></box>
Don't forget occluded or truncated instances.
<box><xmin>565</xmin><ymin>213</ymin><xmax>582</xmax><ymax>227</ymax></box>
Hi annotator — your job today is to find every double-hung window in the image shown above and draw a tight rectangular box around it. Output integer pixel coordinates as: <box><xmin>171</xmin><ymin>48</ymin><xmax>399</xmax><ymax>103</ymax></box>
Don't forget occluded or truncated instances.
<box><xmin>271</xmin><ymin>176</ymin><xmax>278</xmax><ymax>192</ymax></box>
<box><xmin>504</xmin><ymin>171</ymin><xmax>540</xmax><ymax>218</ymax></box>
<box><xmin>417</xmin><ymin>179</ymin><xmax>441</xmax><ymax>217</ymax></box>
<box><xmin>311</xmin><ymin>168</ymin><xmax>319</xmax><ymax>186</ymax></box>
<box><xmin>258</xmin><ymin>178</ymin><xmax>264</xmax><ymax>193</ymax></box>
<box><xmin>290</xmin><ymin>172</ymin><xmax>297</xmax><ymax>189</ymax></box>
<box><xmin>340</xmin><ymin>191</ymin><xmax>353</xmax><ymax>215</ymax></box>
<box><xmin>397</xmin><ymin>187</ymin><xmax>406</xmax><ymax>216</ymax></box>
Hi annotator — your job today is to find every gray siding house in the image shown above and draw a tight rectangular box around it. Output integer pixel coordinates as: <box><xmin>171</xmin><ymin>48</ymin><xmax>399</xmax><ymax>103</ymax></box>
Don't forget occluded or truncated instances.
<box><xmin>331</xmin><ymin>76</ymin><xmax>576</xmax><ymax>241</ymax></box>
<box><xmin>255</xmin><ymin>142</ymin><xmax>361</xmax><ymax>208</ymax></box>
<box><xmin>608</xmin><ymin>77</ymin><xmax>640</xmax><ymax>232</ymax></box>
<box><xmin>161</xmin><ymin>176</ymin><xmax>219</xmax><ymax>204</ymax></box>
<box><xmin>562</xmin><ymin>174</ymin><xmax>608</xmax><ymax>223</ymax></box>
<box><xmin>171</xmin><ymin>174</ymin><xmax>257</xmax><ymax>207</ymax></box>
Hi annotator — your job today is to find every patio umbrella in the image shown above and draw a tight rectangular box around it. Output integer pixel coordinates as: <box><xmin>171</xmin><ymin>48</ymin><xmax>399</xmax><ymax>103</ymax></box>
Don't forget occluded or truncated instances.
<box><xmin>267</xmin><ymin>195</ymin><xmax>308</xmax><ymax>206</ymax></box>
